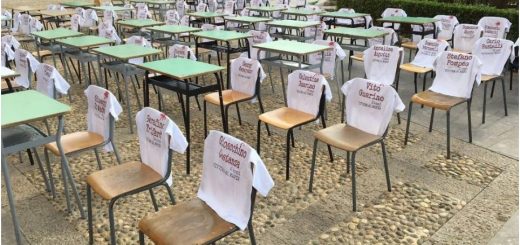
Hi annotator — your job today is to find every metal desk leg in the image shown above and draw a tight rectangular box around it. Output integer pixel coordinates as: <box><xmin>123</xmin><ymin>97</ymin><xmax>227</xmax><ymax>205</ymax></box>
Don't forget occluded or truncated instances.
<box><xmin>122</xmin><ymin>64</ymin><xmax>134</xmax><ymax>133</ymax></box>
<box><xmin>97</xmin><ymin>55</ymin><xmax>105</xmax><ymax>88</ymax></box>
<box><xmin>184</xmin><ymin>81</ymin><xmax>191</xmax><ymax>175</ymax></box>
<box><xmin>1</xmin><ymin>150</ymin><xmax>23</xmax><ymax>245</ymax></box>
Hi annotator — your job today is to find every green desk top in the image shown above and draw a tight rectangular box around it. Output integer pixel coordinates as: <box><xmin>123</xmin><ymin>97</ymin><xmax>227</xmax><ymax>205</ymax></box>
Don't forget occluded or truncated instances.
<box><xmin>248</xmin><ymin>6</ymin><xmax>287</xmax><ymax>12</ymax></box>
<box><xmin>92</xmin><ymin>44</ymin><xmax>161</xmax><ymax>60</ymax></box>
<box><xmin>2</xmin><ymin>90</ymin><xmax>70</xmax><ymax>128</ymax></box>
<box><xmin>39</xmin><ymin>9</ymin><xmax>76</xmax><ymax>17</ymax></box>
<box><xmin>147</xmin><ymin>25</ymin><xmax>201</xmax><ymax>34</ymax></box>
<box><xmin>187</xmin><ymin>12</ymin><xmax>228</xmax><ymax>18</ymax></box>
<box><xmin>1</xmin><ymin>16</ymin><xmax>11</xmax><ymax>21</ymax></box>
<box><xmin>57</xmin><ymin>35</ymin><xmax>114</xmax><ymax>48</ymax></box>
<box><xmin>61</xmin><ymin>1</ymin><xmax>95</xmax><ymax>7</ymax></box>
<box><xmin>31</xmin><ymin>28</ymin><xmax>84</xmax><ymax>40</ymax></box>
<box><xmin>136</xmin><ymin>58</ymin><xmax>224</xmax><ymax>80</ymax></box>
<box><xmin>325</xmin><ymin>27</ymin><xmax>386</xmax><ymax>39</ymax></box>
<box><xmin>266</xmin><ymin>20</ymin><xmax>320</xmax><ymax>28</ymax></box>
<box><xmin>117</xmin><ymin>19</ymin><xmax>165</xmax><ymax>28</ymax></box>
<box><xmin>130</xmin><ymin>0</ymin><xmax>174</xmax><ymax>3</ymax></box>
<box><xmin>0</xmin><ymin>67</ymin><xmax>20</xmax><ymax>79</ymax></box>
<box><xmin>377</xmin><ymin>16</ymin><xmax>437</xmax><ymax>25</ymax></box>
<box><xmin>318</xmin><ymin>11</ymin><xmax>369</xmax><ymax>18</ymax></box>
<box><xmin>192</xmin><ymin>30</ymin><xmax>251</xmax><ymax>41</ymax></box>
<box><xmin>4</xmin><ymin>5</ymin><xmax>47</xmax><ymax>12</ymax></box>
<box><xmin>282</xmin><ymin>8</ymin><xmax>322</xmax><ymax>16</ymax></box>
<box><xmin>253</xmin><ymin>40</ymin><xmax>331</xmax><ymax>55</ymax></box>
<box><xmin>224</xmin><ymin>16</ymin><xmax>272</xmax><ymax>23</ymax></box>
<box><xmin>91</xmin><ymin>6</ymin><xmax>134</xmax><ymax>11</ymax></box>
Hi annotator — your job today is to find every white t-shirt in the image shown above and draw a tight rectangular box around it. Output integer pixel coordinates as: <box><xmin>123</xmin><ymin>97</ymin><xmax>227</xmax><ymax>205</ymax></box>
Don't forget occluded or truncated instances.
<box><xmin>83</xmin><ymin>9</ymin><xmax>98</xmax><ymax>27</ymax></box>
<box><xmin>304</xmin><ymin>21</ymin><xmax>327</xmax><ymax>43</ymax></box>
<box><xmin>367</xmin><ymin>26</ymin><xmax>397</xmax><ymax>47</ymax></box>
<box><xmin>14</xmin><ymin>14</ymin><xmax>32</xmax><ymax>34</ymax></box>
<box><xmin>84</xmin><ymin>85</ymin><xmax>123</xmax><ymax>152</ymax></box>
<box><xmin>136</xmin><ymin>107</ymin><xmax>188</xmax><ymax>186</ymax></box>
<box><xmin>207</xmin><ymin>0</ymin><xmax>217</xmax><ymax>12</ymax></box>
<box><xmin>230</xmin><ymin>57</ymin><xmax>266</xmax><ymax>96</ymax></box>
<box><xmin>453</xmin><ymin>24</ymin><xmax>483</xmax><ymax>53</ymax></box>
<box><xmin>196</xmin><ymin>3</ymin><xmax>208</xmax><ymax>12</ymax></box>
<box><xmin>244</xmin><ymin>30</ymin><xmax>272</xmax><ymax>60</ymax></box>
<box><xmin>411</xmin><ymin>23</ymin><xmax>436</xmax><ymax>43</ymax></box>
<box><xmin>2</xmin><ymin>35</ymin><xmax>21</xmax><ymax>50</ymax></box>
<box><xmin>165</xmin><ymin>10</ymin><xmax>180</xmax><ymax>24</ymax></box>
<box><xmin>1</xmin><ymin>43</ymin><xmax>14</xmax><ymax>67</ymax></box>
<box><xmin>35</xmin><ymin>63</ymin><xmax>71</xmax><ymax>98</ymax></box>
<box><xmin>103</xmin><ymin>10</ymin><xmax>117</xmax><ymax>24</ymax></box>
<box><xmin>363</xmin><ymin>45</ymin><xmax>402</xmax><ymax>85</ymax></box>
<box><xmin>309</xmin><ymin>40</ymin><xmax>346</xmax><ymax>79</ymax></box>
<box><xmin>98</xmin><ymin>22</ymin><xmax>121</xmax><ymax>44</ymax></box>
<box><xmin>411</xmin><ymin>38</ymin><xmax>450</xmax><ymax>68</ymax></box>
<box><xmin>168</xmin><ymin>44</ymin><xmax>197</xmax><ymax>60</ymax></box>
<box><xmin>381</xmin><ymin>8</ymin><xmax>406</xmax><ymax>30</ymax></box>
<box><xmin>136</xmin><ymin>3</ymin><xmax>150</xmax><ymax>19</ymax></box>
<box><xmin>126</xmin><ymin>36</ymin><xmax>150</xmax><ymax>64</ymax></box>
<box><xmin>472</xmin><ymin>37</ymin><xmax>514</xmax><ymax>76</ymax></box>
<box><xmin>14</xmin><ymin>49</ymin><xmax>40</xmax><ymax>88</ymax></box>
<box><xmin>287</xmin><ymin>70</ymin><xmax>332</xmax><ymax>116</ymax></box>
<box><xmin>197</xmin><ymin>130</ymin><xmax>274</xmax><ymax>230</ymax></box>
<box><xmin>430</xmin><ymin>51</ymin><xmax>482</xmax><ymax>98</ymax></box>
<box><xmin>176</xmin><ymin>1</ymin><xmax>187</xmax><ymax>18</ymax></box>
<box><xmin>30</xmin><ymin>19</ymin><xmax>44</xmax><ymax>32</ymax></box>
<box><xmin>434</xmin><ymin>15</ymin><xmax>459</xmax><ymax>41</ymax></box>
<box><xmin>342</xmin><ymin>78</ymin><xmax>404</xmax><ymax>136</ymax></box>
<box><xmin>70</xmin><ymin>14</ymin><xmax>84</xmax><ymax>32</ymax></box>
<box><xmin>477</xmin><ymin>17</ymin><xmax>511</xmax><ymax>39</ymax></box>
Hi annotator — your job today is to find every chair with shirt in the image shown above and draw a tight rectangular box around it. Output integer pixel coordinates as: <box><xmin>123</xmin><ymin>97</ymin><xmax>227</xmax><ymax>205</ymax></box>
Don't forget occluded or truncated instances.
<box><xmin>308</xmin><ymin>77</ymin><xmax>404</xmax><ymax>211</ymax></box>
<box><xmin>434</xmin><ymin>15</ymin><xmax>459</xmax><ymax>43</ymax></box>
<box><xmin>138</xmin><ymin>130</ymin><xmax>274</xmax><ymax>245</ymax></box>
<box><xmin>452</xmin><ymin>24</ymin><xmax>483</xmax><ymax>54</ymax></box>
<box><xmin>477</xmin><ymin>16</ymin><xmax>511</xmax><ymax>39</ymax></box>
<box><xmin>257</xmin><ymin>70</ymin><xmax>333</xmax><ymax>180</ymax></box>
<box><xmin>472</xmin><ymin>37</ymin><xmax>514</xmax><ymax>124</ymax></box>
<box><xmin>348</xmin><ymin>26</ymin><xmax>398</xmax><ymax>80</ymax></box>
<box><xmin>381</xmin><ymin>8</ymin><xmax>406</xmax><ymax>30</ymax></box>
<box><xmin>11</xmin><ymin>48</ymin><xmax>40</xmax><ymax>93</ymax></box>
<box><xmin>309</xmin><ymin>40</ymin><xmax>347</xmax><ymax>100</ymax></box>
<box><xmin>87</xmin><ymin>107</ymin><xmax>188</xmax><ymax>245</ymax></box>
<box><xmin>509</xmin><ymin>39</ymin><xmax>519</xmax><ymax>90</ymax></box>
<box><xmin>400</xmin><ymin>38</ymin><xmax>450</xmax><ymax>93</ymax></box>
<box><xmin>204</xmin><ymin>57</ymin><xmax>270</xmax><ymax>136</ymax></box>
<box><xmin>401</xmin><ymin>22</ymin><xmax>439</xmax><ymax>62</ymax></box>
<box><xmin>404</xmin><ymin>51</ymin><xmax>481</xmax><ymax>159</ymax></box>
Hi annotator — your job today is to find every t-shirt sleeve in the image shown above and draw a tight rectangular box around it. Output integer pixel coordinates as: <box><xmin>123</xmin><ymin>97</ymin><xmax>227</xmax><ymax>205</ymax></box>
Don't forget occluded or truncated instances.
<box><xmin>52</xmin><ymin>69</ymin><xmax>71</xmax><ymax>95</ymax></box>
<box><xmin>27</xmin><ymin>53</ymin><xmax>41</xmax><ymax>71</ymax></box>
<box><xmin>393</xmin><ymin>90</ymin><xmax>405</xmax><ymax>112</ymax></box>
<box><xmin>340</xmin><ymin>79</ymin><xmax>353</xmax><ymax>96</ymax></box>
<box><xmin>473</xmin><ymin>57</ymin><xmax>482</xmax><ymax>86</ymax></box>
<box><xmin>321</xmin><ymin>75</ymin><xmax>333</xmax><ymax>101</ymax></box>
<box><xmin>167</xmin><ymin>121</ymin><xmax>188</xmax><ymax>153</ymax></box>
<box><xmin>258</xmin><ymin>63</ymin><xmax>266</xmax><ymax>82</ymax></box>
<box><xmin>334</xmin><ymin>43</ymin><xmax>347</xmax><ymax>60</ymax></box>
<box><xmin>250</xmin><ymin>151</ymin><xmax>274</xmax><ymax>197</ymax></box>
<box><xmin>109</xmin><ymin>93</ymin><xmax>123</xmax><ymax>120</ymax></box>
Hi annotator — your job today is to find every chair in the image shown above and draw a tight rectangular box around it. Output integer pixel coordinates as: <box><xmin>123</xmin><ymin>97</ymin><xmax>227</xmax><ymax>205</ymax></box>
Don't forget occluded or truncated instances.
<box><xmin>404</xmin><ymin>51</ymin><xmax>482</xmax><ymax>159</ymax></box>
<box><xmin>472</xmin><ymin>37</ymin><xmax>514</xmax><ymax>124</ymax></box>
<box><xmin>13</xmin><ymin>48</ymin><xmax>41</xmax><ymax>90</ymax></box>
<box><xmin>138</xmin><ymin>130</ymin><xmax>274</xmax><ymax>245</ymax></box>
<box><xmin>332</xmin><ymin>8</ymin><xmax>371</xmax><ymax>28</ymax></box>
<box><xmin>434</xmin><ymin>15</ymin><xmax>459</xmax><ymax>42</ymax></box>
<box><xmin>257</xmin><ymin>70</ymin><xmax>333</xmax><ymax>180</ymax></box>
<box><xmin>452</xmin><ymin>24</ymin><xmax>483</xmax><ymax>53</ymax></box>
<box><xmin>381</xmin><ymin>8</ymin><xmax>406</xmax><ymax>30</ymax></box>
<box><xmin>11</xmin><ymin>14</ymin><xmax>42</xmax><ymax>50</ymax></box>
<box><xmin>400</xmin><ymin>38</ymin><xmax>450</xmax><ymax>93</ymax></box>
<box><xmin>87</xmin><ymin>107</ymin><xmax>188</xmax><ymax>245</ymax></box>
<box><xmin>402</xmin><ymin>23</ymin><xmax>438</xmax><ymax>62</ymax></box>
<box><xmin>347</xmin><ymin>27</ymin><xmax>398</xmax><ymax>80</ymax></box>
<box><xmin>309</xmin><ymin>40</ymin><xmax>347</xmax><ymax>99</ymax></box>
<box><xmin>477</xmin><ymin>16</ymin><xmax>511</xmax><ymax>39</ymax></box>
<box><xmin>308</xmin><ymin>77</ymin><xmax>404</xmax><ymax>211</ymax></box>
<box><xmin>34</xmin><ymin>63</ymin><xmax>71</xmax><ymax>100</ymax></box>
<box><xmin>204</xmin><ymin>57</ymin><xmax>269</xmax><ymax>136</ymax></box>
<box><xmin>176</xmin><ymin>0</ymin><xmax>188</xmax><ymax>19</ymax></box>
<box><xmin>81</xmin><ymin>9</ymin><xmax>99</xmax><ymax>34</ymax></box>
<box><xmin>1</xmin><ymin>35</ymin><xmax>20</xmax><ymax>68</ymax></box>
<box><xmin>510</xmin><ymin>39</ymin><xmax>519</xmax><ymax>90</ymax></box>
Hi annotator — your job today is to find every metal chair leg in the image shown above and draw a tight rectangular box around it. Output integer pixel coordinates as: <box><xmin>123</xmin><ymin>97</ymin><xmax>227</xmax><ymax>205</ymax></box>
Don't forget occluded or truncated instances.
<box><xmin>285</xmin><ymin>130</ymin><xmax>292</xmax><ymax>180</ymax></box>
<box><xmin>257</xmin><ymin>95</ymin><xmax>271</xmax><ymax>136</ymax></box>
<box><xmin>111</xmin><ymin>141</ymin><xmax>122</xmax><ymax>164</ymax></box>
<box><xmin>94</xmin><ymin>148</ymin><xmax>102</xmax><ymax>170</ymax></box>
<box><xmin>404</xmin><ymin>101</ymin><xmax>413</xmax><ymax>145</ymax></box>
<box><xmin>163</xmin><ymin>183</ymin><xmax>176</xmax><ymax>205</ymax></box>
<box><xmin>482</xmin><ymin>82</ymin><xmax>488</xmax><ymax>124</ymax></box>
<box><xmin>44</xmin><ymin>149</ymin><xmax>56</xmax><ymax>198</ymax></box>
<box><xmin>413</xmin><ymin>73</ymin><xmax>418</xmax><ymax>93</ymax></box>
<box><xmin>490</xmin><ymin>80</ymin><xmax>496</xmax><ymax>98</ymax></box>
<box><xmin>429</xmin><ymin>108</ymin><xmax>435</xmax><ymax>132</ymax></box>
<box><xmin>381</xmin><ymin>141</ymin><xmax>391</xmax><ymax>192</ymax></box>
<box><xmin>501</xmin><ymin>78</ymin><xmax>508</xmax><ymax>116</ymax></box>
<box><xmin>351</xmin><ymin>151</ymin><xmax>357</xmax><ymax>212</ymax></box>
<box><xmin>256</xmin><ymin>120</ymin><xmax>262</xmax><ymax>154</ymax></box>
<box><xmin>108</xmin><ymin>199</ymin><xmax>117</xmax><ymax>245</ymax></box>
<box><xmin>203</xmin><ymin>100</ymin><xmax>208</xmax><ymax>137</ymax></box>
<box><xmin>446</xmin><ymin>110</ymin><xmax>451</xmax><ymax>159</ymax></box>
<box><xmin>149</xmin><ymin>189</ymin><xmax>159</xmax><ymax>211</ymax></box>
<box><xmin>139</xmin><ymin>231</ymin><xmax>145</xmax><ymax>245</ymax></box>
<box><xmin>236</xmin><ymin>103</ymin><xmax>242</xmax><ymax>125</ymax></box>
<box><xmin>308</xmin><ymin>139</ymin><xmax>319</xmax><ymax>193</ymax></box>
<box><xmin>33</xmin><ymin>148</ymin><xmax>50</xmax><ymax>192</ymax></box>
<box><xmin>247</xmin><ymin>220</ymin><xmax>257</xmax><ymax>245</ymax></box>
<box><xmin>61</xmin><ymin>159</ymin><xmax>72</xmax><ymax>213</ymax></box>
<box><xmin>87</xmin><ymin>185</ymin><xmax>94</xmax><ymax>245</ymax></box>
<box><xmin>346</xmin><ymin>151</ymin><xmax>350</xmax><ymax>174</ymax></box>
<box><xmin>467</xmin><ymin>100</ymin><xmax>472</xmax><ymax>143</ymax></box>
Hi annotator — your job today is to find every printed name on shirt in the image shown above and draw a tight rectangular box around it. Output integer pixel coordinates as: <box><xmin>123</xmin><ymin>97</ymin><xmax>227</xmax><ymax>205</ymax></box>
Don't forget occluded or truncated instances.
<box><xmin>481</xmin><ymin>38</ymin><xmax>503</xmax><ymax>49</ymax></box>
<box><xmin>172</xmin><ymin>47</ymin><xmax>188</xmax><ymax>58</ymax></box>
<box><xmin>372</xmin><ymin>45</ymin><xmax>393</xmax><ymax>64</ymax></box>
<box><xmin>462</xmin><ymin>25</ymin><xmax>478</xmax><ymax>38</ymax></box>
<box><xmin>296</xmin><ymin>72</ymin><xmax>320</xmax><ymax>96</ymax></box>
<box><xmin>145</xmin><ymin>114</ymin><xmax>166</xmax><ymax>147</ymax></box>
<box><xmin>93</xmin><ymin>94</ymin><xmax>108</xmax><ymax>120</ymax></box>
<box><xmin>358</xmin><ymin>82</ymin><xmax>384</xmax><ymax>110</ymax></box>
<box><xmin>445</xmin><ymin>53</ymin><xmax>472</xmax><ymax>72</ymax></box>
<box><xmin>238</xmin><ymin>60</ymin><xmax>254</xmax><ymax>80</ymax></box>
<box><xmin>214</xmin><ymin>136</ymin><xmax>248</xmax><ymax>182</ymax></box>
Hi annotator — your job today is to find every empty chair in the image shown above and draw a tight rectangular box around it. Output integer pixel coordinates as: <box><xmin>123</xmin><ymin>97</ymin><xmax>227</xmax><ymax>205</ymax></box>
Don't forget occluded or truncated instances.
<box><xmin>257</xmin><ymin>70</ymin><xmax>333</xmax><ymax>180</ymax></box>
<box><xmin>400</xmin><ymin>38</ymin><xmax>450</xmax><ymax>93</ymax></box>
<box><xmin>309</xmin><ymin>77</ymin><xmax>404</xmax><ymax>211</ymax></box>
<box><xmin>204</xmin><ymin>57</ymin><xmax>268</xmax><ymax>136</ymax></box>
<box><xmin>434</xmin><ymin>15</ymin><xmax>459</xmax><ymax>41</ymax></box>
<box><xmin>381</xmin><ymin>7</ymin><xmax>406</xmax><ymax>30</ymax></box>
<box><xmin>138</xmin><ymin>130</ymin><xmax>274</xmax><ymax>244</ymax></box>
<box><xmin>477</xmin><ymin>16</ymin><xmax>511</xmax><ymax>39</ymax></box>
<box><xmin>452</xmin><ymin>24</ymin><xmax>483</xmax><ymax>53</ymax></box>
<box><xmin>472</xmin><ymin>37</ymin><xmax>514</xmax><ymax>123</ymax></box>
<box><xmin>87</xmin><ymin>107</ymin><xmax>188</xmax><ymax>245</ymax></box>
<box><xmin>404</xmin><ymin>51</ymin><xmax>482</xmax><ymax>158</ymax></box>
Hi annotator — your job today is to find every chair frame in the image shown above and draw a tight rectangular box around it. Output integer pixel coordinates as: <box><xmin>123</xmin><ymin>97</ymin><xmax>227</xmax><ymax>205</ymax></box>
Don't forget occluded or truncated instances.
<box><xmin>256</xmin><ymin>85</ymin><xmax>333</xmax><ymax>180</ymax></box>
<box><xmin>87</xmin><ymin>147</ymin><xmax>176</xmax><ymax>245</ymax></box>
<box><xmin>138</xmin><ymin>163</ymin><xmax>260</xmax><ymax>245</ymax></box>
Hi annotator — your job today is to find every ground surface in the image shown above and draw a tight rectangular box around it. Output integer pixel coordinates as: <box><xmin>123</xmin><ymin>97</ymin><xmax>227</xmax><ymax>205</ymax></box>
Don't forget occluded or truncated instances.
<box><xmin>1</xmin><ymin>13</ymin><xmax>519</xmax><ymax>245</ymax></box>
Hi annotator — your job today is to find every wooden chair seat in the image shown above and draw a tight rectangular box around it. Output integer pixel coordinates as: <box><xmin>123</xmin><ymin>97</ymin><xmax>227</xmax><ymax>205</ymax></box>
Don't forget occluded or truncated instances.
<box><xmin>259</xmin><ymin>107</ymin><xmax>315</xmax><ymax>130</ymax></box>
<box><xmin>481</xmin><ymin>74</ymin><xmax>499</xmax><ymax>82</ymax></box>
<box><xmin>45</xmin><ymin>131</ymin><xmax>104</xmax><ymax>156</ymax></box>
<box><xmin>204</xmin><ymin>90</ymin><xmax>251</xmax><ymax>106</ymax></box>
<box><xmin>314</xmin><ymin>123</ymin><xmax>381</xmax><ymax>152</ymax></box>
<box><xmin>139</xmin><ymin>198</ymin><xmax>237</xmax><ymax>245</ymax></box>
<box><xmin>350</xmin><ymin>53</ymin><xmax>364</xmax><ymax>62</ymax></box>
<box><xmin>32</xmin><ymin>50</ymin><xmax>54</xmax><ymax>59</ymax></box>
<box><xmin>11</xmin><ymin>34</ymin><xmax>33</xmax><ymax>42</ymax></box>
<box><xmin>401</xmin><ymin>41</ymin><xmax>417</xmax><ymax>50</ymax></box>
<box><xmin>411</xmin><ymin>90</ymin><xmax>467</xmax><ymax>110</ymax></box>
<box><xmin>400</xmin><ymin>63</ymin><xmax>432</xmax><ymax>74</ymax></box>
<box><xmin>87</xmin><ymin>161</ymin><xmax>163</xmax><ymax>200</ymax></box>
